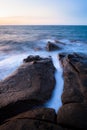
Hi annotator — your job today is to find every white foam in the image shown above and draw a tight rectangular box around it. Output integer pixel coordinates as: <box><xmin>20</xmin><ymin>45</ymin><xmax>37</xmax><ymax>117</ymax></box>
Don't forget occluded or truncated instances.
<box><xmin>0</xmin><ymin>53</ymin><xmax>29</xmax><ymax>80</ymax></box>
<box><xmin>44</xmin><ymin>53</ymin><xmax>64</xmax><ymax>112</ymax></box>
<box><xmin>41</xmin><ymin>39</ymin><xmax>55</xmax><ymax>43</ymax></box>
<box><xmin>59</xmin><ymin>39</ymin><xmax>71</xmax><ymax>44</ymax></box>
<box><xmin>0</xmin><ymin>39</ymin><xmax>64</xmax><ymax>113</ymax></box>
<box><xmin>29</xmin><ymin>50</ymin><xmax>64</xmax><ymax>112</ymax></box>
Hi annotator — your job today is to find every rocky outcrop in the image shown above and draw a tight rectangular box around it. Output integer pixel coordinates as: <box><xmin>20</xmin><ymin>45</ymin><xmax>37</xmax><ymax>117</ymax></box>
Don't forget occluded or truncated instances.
<box><xmin>0</xmin><ymin>107</ymin><xmax>75</xmax><ymax>130</ymax></box>
<box><xmin>1</xmin><ymin>53</ymin><xmax>87</xmax><ymax>130</ymax></box>
<box><xmin>23</xmin><ymin>55</ymin><xmax>42</xmax><ymax>62</ymax></box>
<box><xmin>0</xmin><ymin>119</ymin><xmax>63</xmax><ymax>130</ymax></box>
<box><xmin>10</xmin><ymin>108</ymin><xmax>56</xmax><ymax>122</ymax></box>
<box><xmin>57</xmin><ymin>53</ymin><xmax>87</xmax><ymax>129</ymax></box>
<box><xmin>46</xmin><ymin>41</ymin><xmax>61</xmax><ymax>51</ymax></box>
<box><xmin>0</xmin><ymin>55</ymin><xmax>55</xmax><ymax>123</ymax></box>
<box><xmin>0</xmin><ymin>109</ymin><xmax>62</xmax><ymax>130</ymax></box>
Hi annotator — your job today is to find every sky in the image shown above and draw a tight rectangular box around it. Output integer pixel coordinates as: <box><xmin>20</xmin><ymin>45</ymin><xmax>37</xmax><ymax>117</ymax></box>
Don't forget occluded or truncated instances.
<box><xmin>0</xmin><ymin>0</ymin><xmax>87</xmax><ymax>25</ymax></box>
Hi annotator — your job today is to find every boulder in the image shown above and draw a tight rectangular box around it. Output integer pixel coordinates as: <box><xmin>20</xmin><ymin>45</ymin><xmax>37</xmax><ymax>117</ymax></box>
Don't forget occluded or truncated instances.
<box><xmin>0</xmin><ymin>108</ymin><xmax>64</xmax><ymax>130</ymax></box>
<box><xmin>59</xmin><ymin>53</ymin><xmax>87</xmax><ymax>104</ymax></box>
<box><xmin>7</xmin><ymin>108</ymin><xmax>56</xmax><ymax>123</ymax></box>
<box><xmin>0</xmin><ymin>55</ymin><xmax>55</xmax><ymax>123</ymax></box>
<box><xmin>0</xmin><ymin>119</ymin><xmax>63</xmax><ymax>130</ymax></box>
<box><xmin>46</xmin><ymin>41</ymin><xmax>61</xmax><ymax>51</ymax></box>
<box><xmin>57</xmin><ymin>53</ymin><xmax>87</xmax><ymax>129</ymax></box>
<box><xmin>57</xmin><ymin>103</ymin><xmax>87</xmax><ymax>129</ymax></box>
<box><xmin>0</xmin><ymin>107</ymin><xmax>74</xmax><ymax>130</ymax></box>
<box><xmin>23</xmin><ymin>55</ymin><xmax>41</xmax><ymax>62</ymax></box>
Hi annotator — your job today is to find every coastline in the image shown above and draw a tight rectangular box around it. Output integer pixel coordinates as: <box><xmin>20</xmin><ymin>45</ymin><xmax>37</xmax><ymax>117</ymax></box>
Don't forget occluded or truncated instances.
<box><xmin>0</xmin><ymin>25</ymin><xmax>87</xmax><ymax>129</ymax></box>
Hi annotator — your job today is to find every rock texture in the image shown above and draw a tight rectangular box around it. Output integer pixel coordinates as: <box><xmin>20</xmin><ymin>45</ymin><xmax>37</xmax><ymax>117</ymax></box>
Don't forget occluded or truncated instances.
<box><xmin>10</xmin><ymin>108</ymin><xmax>56</xmax><ymax>122</ymax></box>
<box><xmin>0</xmin><ymin>53</ymin><xmax>87</xmax><ymax>130</ymax></box>
<box><xmin>0</xmin><ymin>107</ymin><xmax>74</xmax><ymax>130</ymax></box>
<box><xmin>0</xmin><ymin>119</ymin><xmax>62</xmax><ymax>130</ymax></box>
<box><xmin>0</xmin><ymin>108</ymin><xmax>75</xmax><ymax>130</ymax></box>
<box><xmin>0</xmin><ymin>55</ymin><xmax>55</xmax><ymax>123</ymax></box>
<box><xmin>57</xmin><ymin>53</ymin><xmax>87</xmax><ymax>129</ymax></box>
<box><xmin>46</xmin><ymin>41</ymin><xmax>61</xmax><ymax>51</ymax></box>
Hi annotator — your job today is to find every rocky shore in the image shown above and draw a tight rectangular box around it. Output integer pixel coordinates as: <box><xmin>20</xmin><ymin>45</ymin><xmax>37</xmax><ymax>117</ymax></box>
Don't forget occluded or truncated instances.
<box><xmin>0</xmin><ymin>56</ymin><xmax>55</xmax><ymax>124</ymax></box>
<box><xmin>58</xmin><ymin>53</ymin><xmax>87</xmax><ymax>130</ymax></box>
<box><xmin>0</xmin><ymin>53</ymin><xmax>87</xmax><ymax>130</ymax></box>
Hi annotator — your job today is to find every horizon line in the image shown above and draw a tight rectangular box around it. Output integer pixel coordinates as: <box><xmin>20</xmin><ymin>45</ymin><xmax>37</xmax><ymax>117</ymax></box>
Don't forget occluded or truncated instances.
<box><xmin>0</xmin><ymin>24</ymin><xmax>87</xmax><ymax>26</ymax></box>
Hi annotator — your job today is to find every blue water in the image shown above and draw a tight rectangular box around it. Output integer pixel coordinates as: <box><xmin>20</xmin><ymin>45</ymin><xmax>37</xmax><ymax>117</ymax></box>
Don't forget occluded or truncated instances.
<box><xmin>0</xmin><ymin>25</ymin><xmax>87</xmax><ymax>54</ymax></box>
<box><xmin>0</xmin><ymin>25</ymin><xmax>87</xmax><ymax>112</ymax></box>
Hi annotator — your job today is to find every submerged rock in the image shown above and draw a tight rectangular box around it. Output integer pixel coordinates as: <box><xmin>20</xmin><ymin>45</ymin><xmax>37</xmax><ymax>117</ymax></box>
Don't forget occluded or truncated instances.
<box><xmin>57</xmin><ymin>53</ymin><xmax>87</xmax><ymax>129</ymax></box>
<box><xmin>0</xmin><ymin>55</ymin><xmax>55</xmax><ymax>123</ymax></box>
<box><xmin>46</xmin><ymin>41</ymin><xmax>61</xmax><ymax>51</ymax></box>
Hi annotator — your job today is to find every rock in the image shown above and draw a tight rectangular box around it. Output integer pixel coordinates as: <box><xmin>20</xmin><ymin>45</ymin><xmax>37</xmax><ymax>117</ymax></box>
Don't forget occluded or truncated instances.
<box><xmin>23</xmin><ymin>55</ymin><xmax>41</xmax><ymax>62</ymax></box>
<box><xmin>7</xmin><ymin>108</ymin><xmax>56</xmax><ymax>123</ymax></box>
<box><xmin>0</xmin><ymin>56</ymin><xmax>55</xmax><ymax>123</ymax></box>
<box><xmin>57</xmin><ymin>53</ymin><xmax>87</xmax><ymax>129</ymax></box>
<box><xmin>0</xmin><ymin>108</ymin><xmax>64</xmax><ymax>130</ymax></box>
<box><xmin>57</xmin><ymin>103</ymin><xmax>87</xmax><ymax>129</ymax></box>
<box><xmin>46</xmin><ymin>41</ymin><xmax>61</xmax><ymax>51</ymax></box>
<box><xmin>0</xmin><ymin>107</ymin><xmax>75</xmax><ymax>130</ymax></box>
<box><xmin>61</xmin><ymin>88</ymin><xmax>84</xmax><ymax>104</ymax></box>
<box><xmin>59</xmin><ymin>53</ymin><xmax>87</xmax><ymax>104</ymax></box>
<box><xmin>0</xmin><ymin>119</ymin><xmax>63</xmax><ymax>130</ymax></box>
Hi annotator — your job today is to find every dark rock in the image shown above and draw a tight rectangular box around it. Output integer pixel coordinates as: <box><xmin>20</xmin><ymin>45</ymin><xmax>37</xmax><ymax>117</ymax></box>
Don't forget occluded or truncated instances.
<box><xmin>0</xmin><ymin>107</ymin><xmax>75</xmax><ymax>130</ymax></box>
<box><xmin>0</xmin><ymin>108</ymin><xmax>64</xmax><ymax>130</ymax></box>
<box><xmin>59</xmin><ymin>53</ymin><xmax>87</xmax><ymax>104</ymax></box>
<box><xmin>57</xmin><ymin>103</ymin><xmax>87</xmax><ymax>129</ymax></box>
<box><xmin>0</xmin><ymin>119</ymin><xmax>63</xmax><ymax>130</ymax></box>
<box><xmin>23</xmin><ymin>55</ymin><xmax>41</xmax><ymax>62</ymax></box>
<box><xmin>46</xmin><ymin>41</ymin><xmax>61</xmax><ymax>51</ymax></box>
<box><xmin>7</xmin><ymin>108</ymin><xmax>56</xmax><ymax>123</ymax></box>
<box><xmin>0</xmin><ymin>56</ymin><xmax>55</xmax><ymax>123</ymax></box>
<box><xmin>62</xmin><ymin>87</ymin><xmax>84</xmax><ymax>104</ymax></box>
<box><xmin>57</xmin><ymin>53</ymin><xmax>87</xmax><ymax>129</ymax></box>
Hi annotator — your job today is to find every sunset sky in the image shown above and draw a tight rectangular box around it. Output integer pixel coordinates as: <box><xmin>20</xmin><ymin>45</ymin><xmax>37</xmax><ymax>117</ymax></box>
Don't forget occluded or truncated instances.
<box><xmin>0</xmin><ymin>0</ymin><xmax>87</xmax><ymax>25</ymax></box>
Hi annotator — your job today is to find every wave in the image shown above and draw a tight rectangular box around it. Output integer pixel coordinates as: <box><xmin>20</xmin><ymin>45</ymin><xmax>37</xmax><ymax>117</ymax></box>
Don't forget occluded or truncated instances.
<box><xmin>0</xmin><ymin>37</ymin><xmax>87</xmax><ymax>80</ymax></box>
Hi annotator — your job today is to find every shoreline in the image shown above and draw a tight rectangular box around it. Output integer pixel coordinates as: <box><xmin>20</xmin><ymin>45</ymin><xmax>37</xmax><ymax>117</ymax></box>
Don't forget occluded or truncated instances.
<box><xmin>0</xmin><ymin>52</ymin><xmax>87</xmax><ymax>130</ymax></box>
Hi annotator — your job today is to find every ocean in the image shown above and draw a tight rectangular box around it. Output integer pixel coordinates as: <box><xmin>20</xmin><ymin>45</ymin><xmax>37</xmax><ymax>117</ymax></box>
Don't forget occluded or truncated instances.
<box><xmin>0</xmin><ymin>25</ymin><xmax>87</xmax><ymax>112</ymax></box>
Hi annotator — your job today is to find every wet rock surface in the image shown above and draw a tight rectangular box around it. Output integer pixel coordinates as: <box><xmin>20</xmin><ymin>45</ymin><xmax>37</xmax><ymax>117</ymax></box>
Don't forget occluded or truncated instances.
<box><xmin>58</xmin><ymin>53</ymin><xmax>87</xmax><ymax>129</ymax></box>
<box><xmin>0</xmin><ymin>108</ymin><xmax>74</xmax><ymax>130</ymax></box>
<box><xmin>9</xmin><ymin>108</ymin><xmax>56</xmax><ymax>122</ymax></box>
<box><xmin>0</xmin><ymin>55</ymin><xmax>55</xmax><ymax>123</ymax></box>
<box><xmin>23</xmin><ymin>55</ymin><xmax>42</xmax><ymax>62</ymax></box>
<box><xmin>46</xmin><ymin>41</ymin><xmax>61</xmax><ymax>51</ymax></box>
<box><xmin>0</xmin><ymin>53</ymin><xmax>87</xmax><ymax>130</ymax></box>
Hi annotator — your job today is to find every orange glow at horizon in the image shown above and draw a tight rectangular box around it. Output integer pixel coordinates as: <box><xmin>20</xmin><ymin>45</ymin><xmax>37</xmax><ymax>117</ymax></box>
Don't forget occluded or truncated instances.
<box><xmin>0</xmin><ymin>16</ymin><xmax>61</xmax><ymax>25</ymax></box>
<box><xmin>0</xmin><ymin>0</ymin><xmax>86</xmax><ymax>25</ymax></box>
